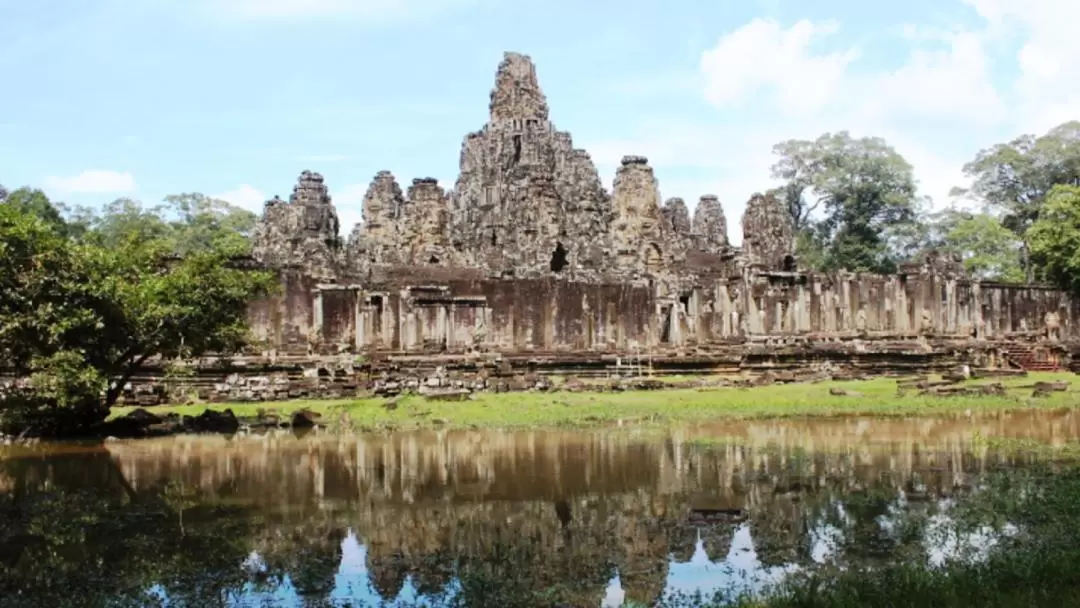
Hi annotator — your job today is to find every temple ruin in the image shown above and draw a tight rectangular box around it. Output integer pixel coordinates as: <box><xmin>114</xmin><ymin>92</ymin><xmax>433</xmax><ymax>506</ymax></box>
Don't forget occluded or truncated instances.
<box><xmin>203</xmin><ymin>51</ymin><xmax>1080</xmax><ymax>398</ymax></box>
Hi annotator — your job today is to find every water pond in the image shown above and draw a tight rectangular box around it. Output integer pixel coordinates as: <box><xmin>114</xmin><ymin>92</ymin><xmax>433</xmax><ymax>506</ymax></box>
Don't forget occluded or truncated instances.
<box><xmin>2</xmin><ymin>409</ymin><xmax>1079</xmax><ymax>607</ymax></box>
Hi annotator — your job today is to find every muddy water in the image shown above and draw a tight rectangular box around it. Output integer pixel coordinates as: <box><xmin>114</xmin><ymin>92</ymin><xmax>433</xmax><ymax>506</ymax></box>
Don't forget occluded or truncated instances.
<box><xmin>1</xmin><ymin>409</ymin><xmax>1079</xmax><ymax>607</ymax></box>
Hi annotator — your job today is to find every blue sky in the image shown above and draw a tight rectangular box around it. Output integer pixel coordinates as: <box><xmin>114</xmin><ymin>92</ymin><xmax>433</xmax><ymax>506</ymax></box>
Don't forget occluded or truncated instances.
<box><xmin>2</xmin><ymin>0</ymin><xmax>1076</xmax><ymax>244</ymax></box>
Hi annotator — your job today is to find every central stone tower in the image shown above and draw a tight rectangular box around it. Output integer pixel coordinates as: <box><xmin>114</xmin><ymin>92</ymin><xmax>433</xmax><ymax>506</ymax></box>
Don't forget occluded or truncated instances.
<box><xmin>451</xmin><ymin>52</ymin><xmax>611</xmax><ymax>278</ymax></box>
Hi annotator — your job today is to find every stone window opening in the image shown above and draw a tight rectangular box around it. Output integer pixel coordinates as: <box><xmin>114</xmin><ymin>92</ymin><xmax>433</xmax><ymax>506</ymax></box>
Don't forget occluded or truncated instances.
<box><xmin>512</xmin><ymin>135</ymin><xmax>522</xmax><ymax>163</ymax></box>
<box><xmin>678</xmin><ymin>292</ymin><xmax>691</xmax><ymax>314</ymax></box>
<box><xmin>490</xmin><ymin>229</ymin><xmax>497</xmax><ymax>247</ymax></box>
<box><xmin>550</xmin><ymin>242</ymin><xmax>569</xmax><ymax>273</ymax></box>
<box><xmin>428</xmin><ymin>255</ymin><xmax>440</xmax><ymax>264</ymax></box>
<box><xmin>782</xmin><ymin>255</ymin><xmax>796</xmax><ymax>272</ymax></box>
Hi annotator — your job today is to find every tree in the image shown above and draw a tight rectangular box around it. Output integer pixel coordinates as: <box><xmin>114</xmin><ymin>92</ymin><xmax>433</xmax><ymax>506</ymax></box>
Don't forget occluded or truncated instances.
<box><xmin>82</xmin><ymin>194</ymin><xmax>258</xmax><ymax>256</ymax></box>
<box><xmin>0</xmin><ymin>205</ymin><xmax>109</xmax><ymax>433</ymax></box>
<box><xmin>934</xmin><ymin>210</ymin><xmax>1024</xmax><ymax>281</ymax></box>
<box><xmin>956</xmin><ymin>121</ymin><xmax>1080</xmax><ymax>233</ymax></box>
<box><xmin>87</xmin><ymin>197</ymin><xmax>173</xmax><ymax>248</ymax></box>
<box><xmin>1026</xmin><ymin>185</ymin><xmax>1080</xmax><ymax>293</ymax></box>
<box><xmin>163</xmin><ymin>193</ymin><xmax>258</xmax><ymax>256</ymax></box>
<box><xmin>771</xmin><ymin>132</ymin><xmax>919</xmax><ymax>273</ymax></box>
<box><xmin>0</xmin><ymin>205</ymin><xmax>275</xmax><ymax>435</ymax></box>
<box><xmin>956</xmin><ymin>121</ymin><xmax>1080</xmax><ymax>281</ymax></box>
<box><xmin>880</xmin><ymin>204</ymin><xmax>1024</xmax><ymax>281</ymax></box>
<box><xmin>1</xmin><ymin>187</ymin><xmax>69</xmax><ymax>234</ymax></box>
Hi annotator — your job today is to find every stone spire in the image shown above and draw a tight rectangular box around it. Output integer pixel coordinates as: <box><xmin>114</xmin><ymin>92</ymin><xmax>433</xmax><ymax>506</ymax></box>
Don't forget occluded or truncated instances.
<box><xmin>252</xmin><ymin>170</ymin><xmax>342</xmax><ymax>278</ymax></box>
<box><xmin>662</xmin><ymin>197</ymin><xmax>694</xmax><ymax>257</ymax></box>
<box><xmin>452</xmin><ymin>50</ymin><xmax>609</xmax><ymax>278</ymax></box>
<box><xmin>361</xmin><ymin>170</ymin><xmax>405</xmax><ymax>237</ymax></box>
<box><xmin>662</xmin><ymin>198</ymin><xmax>691</xmax><ymax>236</ymax></box>
<box><xmin>402</xmin><ymin>177</ymin><xmax>454</xmax><ymax>266</ymax></box>
<box><xmin>741</xmin><ymin>192</ymin><xmax>795</xmax><ymax>271</ymax></box>
<box><xmin>488</xmin><ymin>52</ymin><xmax>550</xmax><ymax>123</ymax></box>
<box><xmin>346</xmin><ymin>170</ymin><xmax>406</xmax><ymax>272</ymax></box>
<box><xmin>692</xmin><ymin>194</ymin><xmax>728</xmax><ymax>254</ymax></box>
<box><xmin>610</xmin><ymin>156</ymin><xmax>666</xmax><ymax>275</ymax></box>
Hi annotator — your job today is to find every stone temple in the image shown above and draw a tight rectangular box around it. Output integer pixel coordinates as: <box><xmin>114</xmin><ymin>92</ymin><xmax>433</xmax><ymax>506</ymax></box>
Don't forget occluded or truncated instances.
<box><xmin>219</xmin><ymin>51</ymin><xmax>1077</xmax><ymax>398</ymax></box>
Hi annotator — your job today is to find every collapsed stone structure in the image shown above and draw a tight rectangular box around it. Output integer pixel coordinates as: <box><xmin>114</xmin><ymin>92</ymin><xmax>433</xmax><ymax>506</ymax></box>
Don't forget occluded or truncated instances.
<box><xmin>240</xmin><ymin>51</ymin><xmax>1080</xmax><ymax>390</ymax></box>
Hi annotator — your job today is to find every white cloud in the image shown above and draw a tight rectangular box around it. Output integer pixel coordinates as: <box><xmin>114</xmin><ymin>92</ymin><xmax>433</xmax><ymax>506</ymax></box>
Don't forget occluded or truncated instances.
<box><xmin>700</xmin><ymin>19</ymin><xmax>860</xmax><ymax>116</ymax></box>
<box><xmin>213</xmin><ymin>184</ymin><xmax>266</xmax><ymax>212</ymax></box>
<box><xmin>962</xmin><ymin>0</ymin><xmax>1080</xmax><ymax>134</ymax></box>
<box><xmin>866</xmin><ymin>30</ymin><xmax>1004</xmax><ymax>125</ymax></box>
<box><xmin>44</xmin><ymin>170</ymin><xmax>136</xmax><ymax>194</ymax></box>
<box><xmin>589</xmin><ymin>5</ymin><xmax>1080</xmax><ymax>247</ymax></box>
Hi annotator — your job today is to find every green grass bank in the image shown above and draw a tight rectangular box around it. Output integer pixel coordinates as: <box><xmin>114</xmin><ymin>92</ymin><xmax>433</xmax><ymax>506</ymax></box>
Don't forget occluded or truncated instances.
<box><xmin>112</xmin><ymin>371</ymin><xmax>1080</xmax><ymax>431</ymax></box>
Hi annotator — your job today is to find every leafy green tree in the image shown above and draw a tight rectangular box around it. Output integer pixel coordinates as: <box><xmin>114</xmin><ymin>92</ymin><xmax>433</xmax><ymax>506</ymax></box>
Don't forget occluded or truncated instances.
<box><xmin>934</xmin><ymin>209</ymin><xmax>1024</xmax><ymax>281</ymax></box>
<box><xmin>163</xmin><ymin>193</ymin><xmax>258</xmax><ymax>255</ymax></box>
<box><xmin>771</xmin><ymin>132</ymin><xmax>918</xmax><ymax>273</ymax></box>
<box><xmin>81</xmin><ymin>193</ymin><xmax>257</xmax><ymax>256</ymax></box>
<box><xmin>882</xmin><ymin>205</ymin><xmax>1024</xmax><ymax>281</ymax></box>
<box><xmin>1</xmin><ymin>187</ymin><xmax>71</xmax><ymax>234</ymax></box>
<box><xmin>955</xmin><ymin>121</ymin><xmax>1080</xmax><ymax>281</ymax></box>
<box><xmin>87</xmin><ymin>197</ymin><xmax>172</xmax><ymax>248</ymax></box>
<box><xmin>1027</xmin><ymin>185</ymin><xmax>1080</xmax><ymax>293</ymax></box>
<box><xmin>0</xmin><ymin>205</ymin><xmax>275</xmax><ymax>435</ymax></box>
<box><xmin>955</xmin><ymin>121</ymin><xmax>1080</xmax><ymax>235</ymax></box>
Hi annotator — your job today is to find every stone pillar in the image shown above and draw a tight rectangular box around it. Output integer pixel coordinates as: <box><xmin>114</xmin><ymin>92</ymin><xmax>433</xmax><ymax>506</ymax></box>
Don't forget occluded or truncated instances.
<box><xmin>840</xmin><ymin>279</ymin><xmax>852</xmax><ymax>331</ymax></box>
<box><xmin>946</xmin><ymin>278</ymin><xmax>957</xmax><ymax>334</ymax></box>
<box><xmin>441</xmin><ymin>304</ymin><xmax>452</xmax><ymax>350</ymax></box>
<box><xmin>972</xmin><ymin>282</ymin><xmax>984</xmax><ymax>339</ymax></box>
<box><xmin>313</xmin><ymin>290</ymin><xmax>325</xmax><ymax>340</ymax></box>
<box><xmin>398</xmin><ymin>290</ymin><xmax>411</xmax><ymax>351</ymax></box>
<box><xmin>383</xmin><ymin>295</ymin><xmax>394</xmax><ymax>348</ymax></box>
<box><xmin>896</xmin><ymin>278</ymin><xmax>909</xmax><ymax>333</ymax></box>
<box><xmin>670</xmin><ymin>300</ymin><xmax>681</xmax><ymax>345</ymax></box>
<box><xmin>749</xmin><ymin>297</ymin><xmax>761</xmax><ymax>335</ymax></box>
<box><xmin>914</xmin><ymin>277</ymin><xmax>926</xmax><ymax>334</ymax></box>
<box><xmin>717</xmin><ymin>284</ymin><xmax>731</xmax><ymax>337</ymax></box>
<box><xmin>354</xmin><ymin>290</ymin><xmax>364</xmax><ymax>350</ymax></box>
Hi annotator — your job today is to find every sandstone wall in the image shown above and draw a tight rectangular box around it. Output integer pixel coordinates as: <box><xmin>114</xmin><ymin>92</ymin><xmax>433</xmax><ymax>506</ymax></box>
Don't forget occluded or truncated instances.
<box><xmin>244</xmin><ymin>270</ymin><xmax>1078</xmax><ymax>357</ymax></box>
<box><xmin>241</xmin><ymin>50</ymin><xmax>1080</xmax><ymax>370</ymax></box>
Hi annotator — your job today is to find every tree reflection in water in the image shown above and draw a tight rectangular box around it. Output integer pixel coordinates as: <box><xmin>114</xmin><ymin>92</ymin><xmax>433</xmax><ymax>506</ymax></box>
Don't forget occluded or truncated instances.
<box><xmin>0</xmin><ymin>410</ymin><xmax>1075</xmax><ymax>607</ymax></box>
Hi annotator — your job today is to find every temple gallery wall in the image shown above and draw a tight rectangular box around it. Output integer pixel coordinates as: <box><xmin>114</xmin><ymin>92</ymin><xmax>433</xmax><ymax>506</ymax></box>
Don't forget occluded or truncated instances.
<box><xmin>121</xmin><ymin>52</ymin><xmax>1080</xmax><ymax>405</ymax></box>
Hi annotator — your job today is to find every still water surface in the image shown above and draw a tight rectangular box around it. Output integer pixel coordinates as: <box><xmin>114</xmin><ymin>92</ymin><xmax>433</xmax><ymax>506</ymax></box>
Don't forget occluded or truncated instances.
<box><xmin>2</xmin><ymin>409</ymin><xmax>1079</xmax><ymax>607</ymax></box>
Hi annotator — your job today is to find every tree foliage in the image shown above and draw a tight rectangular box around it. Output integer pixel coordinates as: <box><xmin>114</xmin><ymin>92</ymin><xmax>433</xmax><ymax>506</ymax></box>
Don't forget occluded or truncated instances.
<box><xmin>949</xmin><ymin>121</ymin><xmax>1080</xmax><ymax>282</ymax></box>
<box><xmin>956</xmin><ymin>121</ymin><xmax>1080</xmax><ymax>236</ymax></box>
<box><xmin>0</xmin><ymin>199</ymin><xmax>274</xmax><ymax>436</ymax></box>
<box><xmin>933</xmin><ymin>210</ymin><xmax>1024</xmax><ymax>282</ymax></box>
<box><xmin>771</xmin><ymin>132</ymin><xmax>918</xmax><ymax>273</ymax></box>
<box><xmin>54</xmin><ymin>192</ymin><xmax>259</xmax><ymax>256</ymax></box>
<box><xmin>889</xmin><ymin>207</ymin><xmax>1024</xmax><ymax>282</ymax></box>
<box><xmin>163</xmin><ymin>192</ymin><xmax>258</xmax><ymax>255</ymax></box>
<box><xmin>1027</xmin><ymin>185</ymin><xmax>1080</xmax><ymax>294</ymax></box>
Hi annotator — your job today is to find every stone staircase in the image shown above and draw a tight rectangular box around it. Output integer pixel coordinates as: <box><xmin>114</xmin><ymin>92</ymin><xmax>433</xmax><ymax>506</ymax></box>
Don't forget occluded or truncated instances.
<box><xmin>1003</xmin><ymin>344</ymin><xmax>1060</xmax><ymax>372</ymax></box>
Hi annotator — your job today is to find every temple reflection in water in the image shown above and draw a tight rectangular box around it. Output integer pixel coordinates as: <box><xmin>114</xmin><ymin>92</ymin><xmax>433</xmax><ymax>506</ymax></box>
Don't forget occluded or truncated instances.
<box><xmin>2</xmin><ymin>409</ymin><xmax>1077</xmax><ymax>607</ymax></box>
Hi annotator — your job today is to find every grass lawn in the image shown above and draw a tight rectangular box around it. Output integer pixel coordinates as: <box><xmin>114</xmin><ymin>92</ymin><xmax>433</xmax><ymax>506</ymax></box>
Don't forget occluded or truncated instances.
<box><xmin>111</xmin><ymin>371</ymin><xmax>1080</xmax><ymax>431</ymax></box>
